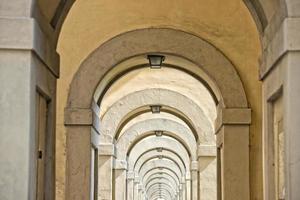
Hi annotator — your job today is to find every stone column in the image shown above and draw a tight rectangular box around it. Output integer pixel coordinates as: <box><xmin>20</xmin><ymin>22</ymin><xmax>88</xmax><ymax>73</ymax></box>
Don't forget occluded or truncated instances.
<box><xmin>0</xmin><ymin>5</ymin><xmax>59</xmax><ymax>200</ymax></box>
<box><xmin>198</xmin><ymin>145</ymin><xmax>217</xmax><ymax>200</ymax></box>
<box><xmin>98</xmin><ymin>143</ymin><xmax>115</xmax><ymax>200</ymax></box>
<box><xmin>127</xmin><ymin>171</ymin><xmax>135</xmax><ymax>200</ymax></box>
<box><xmin>65</xmin><ymin>103</ymin><xmax>100</xmax><ymax>200</ymax></box>
<box><xmin>142</xmin><ymin>189</ymin><xmax>146</xmax><ymax>200</ymax></box>
<box><xmin>191</xmin><ymin>161</ymin><xmax>199</xmax><ymax>200</ymax></box>
<box><xmin>114</xmin><ymin>160</ymin><xmax>128</xmax><ymax>200</ymax></box>
<box><xmin>134</xmin><ymin>176</ymin><xmax>140</xmax><ymax>200</ymax></box>
<box><xmin>180</xmin><ymin>182</ymin><xmax>184</xmax><ymax>200</ymax></box>
<box><xmin>186</xmin><ymin>173</ymin><xmax>191</xmax><ymax>200</ymax></box>
<box><xmin>181</xmin><ymin>178</ymin><xmax>186</xmax><ymax>200</ymax></box>
<box><xmin>215</xmin><ymin>107</ymin><xmax>251</xmax><ymax>200</ymax></box>
<box><xmin>138</xmin><ymin>184</ymin><xmax>143</xmax><ymax>200</ymax></box>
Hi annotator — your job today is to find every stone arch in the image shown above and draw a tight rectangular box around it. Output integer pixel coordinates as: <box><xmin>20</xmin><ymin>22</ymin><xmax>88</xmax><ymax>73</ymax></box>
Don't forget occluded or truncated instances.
<box><xmin>134</xmin><ymin>150</ymin><xmax>187</xmax><ymax>176</ymax></box>
<box><xmin>128</xmin><ymin>137</ymin><xmax>190</xmax><ymax>173</ymax></box>
<box><xmin>141</xmin><ymin>168</ymin><xmax>182</xmax><ymax>198</ymax></box>
<box><xmin>116</xmin><ymin>118</ymin><xmax>197</xmax><ymax>161</ymax></box>
<box><xmin>139</xmin><ymin>159</ymin><xmax>183</xmax><ymax>183</ymax></box>
<box><xmin>146</xmin><ymin>178</ymin><xmax>177</xmax><ymax>193</ymax></box>
<box><xmin>147</xmin><ymin>184</ymin><xmax>177</xmax><ymax>199</ymax></box>
<box><xmin>143</xmin><ymin>168</ymin><xmax>182</xmax><ymax>187</ymax></box>
<box><xmin>64</xmin><ymin>28</ymin><xmax>252</xmax><ymax>199</ymax></box>
<box><xmin>150</xmin><ymin>193</ymin><xmax>171</xmax><ymax>200</ymax></box>
<box><xmin>130</xmin><ymin>148</ymin><xmax>189</xmax><ymax>173</ymax></box>
<box><xmin>66</xmin><ymin>28</ymin><xmax>248</xmax><ymax>110</ymax></box>
<box><xmin>101</xmin><ymin>88</ymin><xmax>213</xmax><ymax>144</ymax></box>
<box><xmin>147</xmin><ymin>181</ymin><xmax>177</xmax><ymax>193</ymax></box>
<box><xmin>137</xmin><ymin>157</ymin><xmax>184</xmax><ymax>179</ymax></box>
<box><xmin>148</xmin><ymin>186</ymin><xmax>174</xmax><ymax>200</ymax></box>
<box><xmin>146</xmin><ymin>173</ymin><xmax>179</xmax><ymax>188</ymax></box>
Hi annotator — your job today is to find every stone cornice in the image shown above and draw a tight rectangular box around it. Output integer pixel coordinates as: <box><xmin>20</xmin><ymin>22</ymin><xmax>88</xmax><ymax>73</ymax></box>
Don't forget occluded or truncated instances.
<box><xmin>0</xmin><ymin>17</ymin><xmax>59</xmax><ymax>77</ymax></box>
<box><xmin>260</xmin><ymin>17</ymin><xmax>300</xmax><ymax>80</ymax></box>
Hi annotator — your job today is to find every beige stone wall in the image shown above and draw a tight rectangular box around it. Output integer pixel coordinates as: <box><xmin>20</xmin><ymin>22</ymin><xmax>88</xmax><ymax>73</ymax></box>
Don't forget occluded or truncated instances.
<box><xmin>56</xmin><ymin>0</ymin><xmax>262</xmax><ymax>199</ymax></box>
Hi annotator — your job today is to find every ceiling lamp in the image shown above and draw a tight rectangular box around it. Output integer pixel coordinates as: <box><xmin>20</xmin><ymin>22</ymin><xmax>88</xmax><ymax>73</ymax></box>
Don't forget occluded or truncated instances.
<box><xmin>155</xmin><ymin>130</ymin><xmax>163</xmax><ymax>137</ymax></box>
<box><xmin>147</xmin><ymin>54</ymin><xmax>165</xmax><ymax>69</ymax></box>
<box><xmin>150</xmin><ymin>105</ymin><xmax>161</xmax><ymax>114</ymax></box>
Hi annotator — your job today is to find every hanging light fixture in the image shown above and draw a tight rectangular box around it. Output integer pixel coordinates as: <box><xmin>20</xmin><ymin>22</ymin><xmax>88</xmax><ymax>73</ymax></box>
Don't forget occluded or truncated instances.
<box><xmin>155</xmin><ymin>130</ymin><xmax>163</xmax><ymax>137</ymax></box>
<box><xmin>150</xmin><ymin>105</ymin><xmax>161</xmax><ymax>114</ymax></box>
<box><xmin>147</xmin><ymin>54</ymin><xmax>165</xmax><ymax>69</ymax></box>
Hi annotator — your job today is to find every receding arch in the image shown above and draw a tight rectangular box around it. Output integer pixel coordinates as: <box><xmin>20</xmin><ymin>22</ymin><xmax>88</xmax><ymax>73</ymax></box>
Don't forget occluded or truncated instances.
<box><xmin>150</xmin><ymin>193</ymin><xmax>171</xmax><ymax>200</ymax></box>
<box><xmin>128</xmin><ymin>136</ymin><xmax>190</xmax><ymax>174</ymax></box>
<box><xmin>126</xmin><ymin>133</ymin><xmax>192</xmax><ymax>161</ymax></box>
<box><xmin>146</xmin><ymin>173</ymin><xmax>179</xmax><ymax>188</ymax></box>
<box><xmin>139</xmin><ymin>159</ymin><xmax>183</xmax><ymax>184</ymax></box>
<box><xmin>64</xmin><ymin>27</ymin><xmax>253</xmax><ymax>200</ymax></box>
<box><xmin>148</xmin><ymin>188</ymin><xmax>173</xmax><ymax>200</ymax></box>
<box><xmin>147</xmin><ymin>183</ymin><xmax>176</xmax><ymax>198</ymax></box>
<box><xmin>66</xmin><ymin>28</ymin><xmax>249</xmax><ymax>113</ymax></box>
<box><xmin>116</xmin><ymin>118</ymin><xmax>197</xmax><ymax>161</ymax></box>
<box><xmin>142</xmin><ymin>166</ymin><xmax>182</xmax><ymax>187</ymax></box>
<box><xmin>134</xmin><ymin>149</ymin><xmax>187</xmax><ymax>176</ymax></box>
<box><xmin>131</xmin><ymin>148</ymin><xmax>188</xmax><ymax>173</ymax></box>
<box><xmin>101</xmin><ymin>88</ymin><xmax>214</xmax><ymax>144</ymax></box>
<box><xmin>146</xmin><ymin>178</ymin><xmax>177</xmax><ymax>193</ymax></box>
<box><xmin>137</xmin><ymin>157</ymin><xmax>184</xmax><ymax>178</ymax></box>
<box><xmin>143</xmin><ymin>168</ymin><xmax>181</xmax><ymax>187</ymax></box>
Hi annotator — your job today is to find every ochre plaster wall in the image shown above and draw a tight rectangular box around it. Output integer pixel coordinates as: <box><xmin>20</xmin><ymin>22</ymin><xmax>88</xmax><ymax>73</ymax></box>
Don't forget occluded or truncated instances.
<box><xmin>56</xmin><ymin>0</ymin><xmax>262</xmax><ymax>199</ymax></box>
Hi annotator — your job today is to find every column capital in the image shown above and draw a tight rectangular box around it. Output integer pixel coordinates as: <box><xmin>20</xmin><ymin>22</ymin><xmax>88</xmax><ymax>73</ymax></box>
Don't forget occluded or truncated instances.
<box><xmin>127</xmin><ymin>171</ymin><xmax>135</xmax><ymax>180</ymax></box>
<box><xmin>114</xmin><ymin>159</ymin><xmax>127</xmax><ymax>170</ymax></box>
<box><xmin>98</xmin><ymin>143</ymin><xmax>115</xmax><ymax>156</ymax></box>
<box><xmin>134</xmin><ymin>176</ymin><xmax>140</xmax><ymax>184</ymax></box>
<box><xmin>138</xmin><ymin>184</ymin><xmax>143</xmax><ymax>191</ymax></box>
<box><xmin>198</xmin><ymin>145</ymin><xmax>216</xmax><ymax>157</ymax></box>
<box><xmin>91</xmin><ymin>127</ymin><xmax>100</xmax><ymax>148</ymax></box>
<box><xmin>191</xmin><ymin>160</ymin><xmax>198</xmax><ymax>171</ymax></box>
<box><xmin>181</xmin><ymin>177</ymin><xmax>186</xmax><ymax>183</ymax></box>
<box><xmin>179</xmin><ymin>184</ymin><xmax>183</xmax><ymax>190</ymax></box>
<box><xmin>215</xmin><ymin>107</ymin><xmax>251</xmax><ymax>132</ymax></box>
<box><xmin>185</xmin><ymin>172</ymin><xmax>191</xmax><ymax>180</ymax></box>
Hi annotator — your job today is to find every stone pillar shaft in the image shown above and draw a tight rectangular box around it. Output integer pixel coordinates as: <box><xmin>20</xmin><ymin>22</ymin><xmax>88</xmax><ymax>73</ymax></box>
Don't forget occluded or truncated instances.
<box><xmin>191</xmin><ymin>170</ymin><xmax>198</xmax><ymax>200</ymax></box>
<box><xmin>216</xmin><ymin>108</ymin><xmax>251</xmax><ymax>200</ymax></box>
<box><xmin>134</xmin><ymin>180</ymin><xmax>140</xmax><ymax>200</ymax></box>
<box><xmin>98</xmin><ymin>144</ymin><xmax>115</xmax><ymax>200</ymax></box>
<box><xmin>115</xmin><ymin>169</ymin><xmax>127</xmax><ymax>200</ymax></box>
<box><xmin>127</xmin><ymin>172</ymin><xmax>135</xmax><ymax>200</ymax></box>
<box><xmin>180</xmin><ymin>183</ymin><xmax>185</xmax><ymax>200</ymax></box>
<box><xmin>186</xmin><ymin>179</ymin><xmax>191</xmax><ymax>200</ymax></box>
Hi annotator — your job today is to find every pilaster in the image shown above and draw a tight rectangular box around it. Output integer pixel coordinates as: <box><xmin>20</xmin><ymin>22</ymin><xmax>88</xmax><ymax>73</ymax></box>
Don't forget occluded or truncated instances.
<box><xmin>0</xmin><ymin>9</ymin><xmax>59</xmax><ymax>200</ymax></box>
<box><xmin>215</xmin><ymin>107</ymin><xmax>251</xmax><ymax>200</ymax></box>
